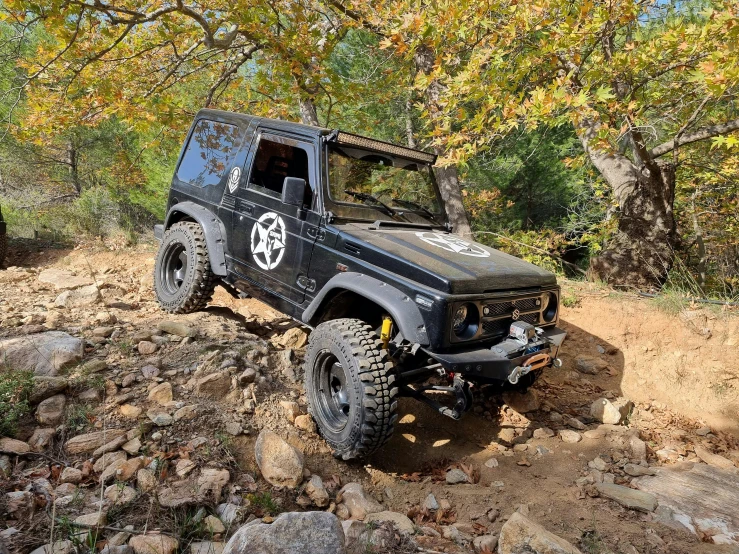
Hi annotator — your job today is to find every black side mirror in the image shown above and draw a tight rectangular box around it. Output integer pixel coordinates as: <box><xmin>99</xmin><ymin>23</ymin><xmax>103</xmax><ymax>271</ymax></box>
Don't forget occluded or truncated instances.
<box><xmin>282</xmin><ymin>177</ymin><xmax>306</xmax><ymax>207</ymax></box>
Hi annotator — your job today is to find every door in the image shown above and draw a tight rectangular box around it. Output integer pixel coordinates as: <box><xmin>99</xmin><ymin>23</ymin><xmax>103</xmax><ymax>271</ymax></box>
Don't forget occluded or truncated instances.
<box><xmin>229</xmin><ymin>130</ymin><xmax>321</xmax><ymax>304</ymax></box>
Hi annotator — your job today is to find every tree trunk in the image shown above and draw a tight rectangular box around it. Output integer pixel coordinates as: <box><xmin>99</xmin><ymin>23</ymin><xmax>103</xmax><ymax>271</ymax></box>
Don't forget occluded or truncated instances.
<box><xmin>67</xmin><ymin>140</ymin><xmax>81</xmax><ymax>195</ymax></box>
<box><xmin>299</xmin><ymin>97</ymin><xmax>320</xmax><ymax>126</ymax></box>
<box><xmin>414</xmin><ymin>45</ymin><xmax>472</xmax><ymax>237</ymax></box>
<box><xmin>580</xmin><ymin>122</ymin><xmax>677</xmax><ymax>290</ymax></box>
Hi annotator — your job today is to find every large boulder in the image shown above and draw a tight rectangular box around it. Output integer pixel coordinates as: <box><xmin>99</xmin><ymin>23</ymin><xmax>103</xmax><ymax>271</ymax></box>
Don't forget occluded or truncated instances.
<box><xmin>498</xmin><ymin>512</ymin><xmax>583</xmax><ymax>554</ymax></box>
<box><xmin>223</xmin><ymin>512</ymin><xmax>345</xmax><ymax>554</ymax></box>
<box><xmin>254</xmin><ymin>431</ymin><xmax>304</xmax><ymax>488</ymax></box>
<box><xmin>0</xmin><ymin>332</ymin><xmax>84</xmax><ymax>375</ymax></box>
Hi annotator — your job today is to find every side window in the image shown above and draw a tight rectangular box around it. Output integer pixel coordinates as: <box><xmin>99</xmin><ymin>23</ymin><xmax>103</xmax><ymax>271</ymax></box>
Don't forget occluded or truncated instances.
<box><xmin>177</xmin><ymin>120</ymin><xmax>241</xmax><ymax>188</ymax></box>
<box><xmin>248</xmin><ymin>137</ymin><xmax>313</xmax><ymax>207</ymax></box>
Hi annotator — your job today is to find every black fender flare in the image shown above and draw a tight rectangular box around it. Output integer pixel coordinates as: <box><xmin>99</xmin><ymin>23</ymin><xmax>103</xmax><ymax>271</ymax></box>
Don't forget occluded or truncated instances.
<box><xmin>164</xmin><ymin>201</ymin><xmax>228</xmax><ymax>276</ymax></box>
<box><xmin>301</xmin><ymin>273</ymin><xmax>430</xmax><ymax>346</ymax></box>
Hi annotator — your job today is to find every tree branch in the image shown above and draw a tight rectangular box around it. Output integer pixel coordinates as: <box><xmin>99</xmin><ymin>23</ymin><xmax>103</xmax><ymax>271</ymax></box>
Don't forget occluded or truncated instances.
<box><xmin>650</xmin><ymin>117</ymin><xmax>739</xmax><ymax>158</ymax></box>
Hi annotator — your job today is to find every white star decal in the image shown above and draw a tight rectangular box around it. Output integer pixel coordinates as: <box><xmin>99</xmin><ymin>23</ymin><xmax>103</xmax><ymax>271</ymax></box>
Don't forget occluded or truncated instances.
<box><xmin>415</xmin><ymin>232</ymin><xmax>490</xmax><ymax>258</ymax></box>
<box><xmin>250</xmin><ymin>212</ymin><xmax>287</xmax><ymax>270</ymax></box>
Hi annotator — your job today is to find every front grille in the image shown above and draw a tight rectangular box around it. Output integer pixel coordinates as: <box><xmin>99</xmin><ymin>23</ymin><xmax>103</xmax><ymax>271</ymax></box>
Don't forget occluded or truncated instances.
<box><xmin>479</xmin><ymin>295</ymin><xmax>542</xmax><ymax>339</ymax></box>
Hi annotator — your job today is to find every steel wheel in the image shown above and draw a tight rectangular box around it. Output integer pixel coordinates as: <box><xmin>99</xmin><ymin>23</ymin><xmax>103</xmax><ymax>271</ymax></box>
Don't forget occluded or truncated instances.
<box><xmin>314</xmin><ymin>351</ymin><xmax>352</xmax><ymax>433</ymax></box>
<box><xmin>160</xmin><ymin>243</ymin><xmax>189</xmax><ymax>295</ymax></box>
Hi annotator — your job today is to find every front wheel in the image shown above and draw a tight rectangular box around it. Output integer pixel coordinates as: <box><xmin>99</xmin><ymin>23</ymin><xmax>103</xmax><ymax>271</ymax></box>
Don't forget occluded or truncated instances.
<box><xmin>154</xmin><ymin>222</ymin><xmax>216</xmax><ymax>313</ymax></box>
<box><xmin>305</xmin><ymin>319</ymin><xmax>399</xmax><ymax>460</ymax></box>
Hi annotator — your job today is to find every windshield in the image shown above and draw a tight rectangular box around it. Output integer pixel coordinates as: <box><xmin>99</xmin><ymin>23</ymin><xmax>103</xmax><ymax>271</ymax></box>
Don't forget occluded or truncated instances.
<box><xmin>327</xmin><ymin>144</ymin><xmax>442</xmax><ymax>222</ymax></box>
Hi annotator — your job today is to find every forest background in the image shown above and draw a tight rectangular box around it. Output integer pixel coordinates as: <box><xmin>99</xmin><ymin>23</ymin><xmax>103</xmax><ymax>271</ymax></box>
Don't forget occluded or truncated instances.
<box><xmin>0</xmin><ymin>0</ymin><xmax>737</xmax><ymax>296</ymax></box>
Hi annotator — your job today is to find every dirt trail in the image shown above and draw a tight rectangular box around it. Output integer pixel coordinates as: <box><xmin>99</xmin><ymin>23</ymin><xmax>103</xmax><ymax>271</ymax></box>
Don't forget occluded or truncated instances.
<box><xmin>1</xmin><ymin>241</ymin><xmax>738</xmax><ymax>554</ymax></box>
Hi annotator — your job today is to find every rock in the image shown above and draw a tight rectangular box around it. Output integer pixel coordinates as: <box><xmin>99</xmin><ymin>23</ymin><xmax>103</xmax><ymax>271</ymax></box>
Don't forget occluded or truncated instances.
<box><xmin>75</xmin><ymin>511</ymin><xmax>107</xmax><ymax>527</ymax></box>
<box><xmin>596</xmin><ymin>483</ymin><xmax>657</xmax><ymax>512</ymax></box>
<box><xmin>174</xmin><ymin>405</ymin><xmax>198</xmax><ymax>421</ymax></box>
<box><xmin>446</xmin><ymin>468</ymin><xmax>470</xmax><ymax>484</ymax></box>
<box><xmin>533</xmin><ymin>427</ymin><xmax>555</xmax><ymax>439</ymax></box>
<box><xmin>118</xmin><ymin>457</ymin><xmax>145</xmax><ymax>481</ymax></box>
<box><xmin>28</xmin><ymin>428</ymin><xmax>55</xmax><ymax>451</ymax></box>
<box><xmin>65</xmin><ymin>430</ymin><xmax>126</xmax><ymax>454</ymax></box>
<box><xmin>484</xmin><ymin>457</ymin><xmax>499</xmax><ymax>468</ymax></box>
<box><xmin>39</xmin><ymin>268</ymin><xmax>93</xmax><ymax>290</ymax></box>
<box><xmin>590</xmin><ymin>397</ymin><xmax>632</xmax><ymax>425</ymax></box>
<box><xmin>498</xmin><ymin>512</ymin><xmax>583</xmax><ymax>554</ymax></box>
<box><xmin>157</xmin><ymin>482</ymin><xmax>202</xmax><ymax>507</ymax></box>
<box><xmin>148</xmin><ymin>411</ymin><xmax>173</xmax><ymax>427</ymax></box>
<box><xmin>305</xmin><ymin>475</ymin><xmax>330</xmax><ymax>507</ymax></box>
<box><xmin>575</xmin><ymin>355</ymin><xmax>607</xmax><ymax>375</ymax></box>
<box><xmin>0</xmin><ymin>332</ymin><xmax>84</xmax><ymax>375</ymax></box>
<box><xmin>204</xmin><ymin>515</ymin><xmax>226</xmax><ymax>534</ymax></box>
<box><xmin>30</xmin><ymin>376</ymin><xmax>68</xmax><ymax>403</ymax></box>
<box><xmin>191</xmin><ymin>542</ymin><xmax>225</xmax><ymax>554</ymax></box>
<box><xmin>337</xmin><ymin>483</ymin><xmax>383</xmax><ymax>520</ymax></box>
<box><xmin>122</xmin><ymin>437</ymin><xmax>142</xmax><ymax>455</ymax></box>
<box><xmin>694</xmin><ymin>446</ymin><xmax>736</xmax><ymax>470</ymax></box>
<box><xmin>93</xmin><ymin>327</ymin><xmax>115</xmax><ymax>338</ymax></box>
<box><xmin>335</xmin><ymin>503</ymin><xmax>350</xmax><ymax>520</ymax></box>
<box><xmin>198</xmin><ymin>468</ymin><xmax>230</xmax><ymax>500</ymax></box>
<box><xmin>222</xmin><ymin>512</ymin><xmax>345</xmax><ymax>554</ymax></box>
<box><xmin>559</xmin><ymin>430</ymin><xmax>581</xmax><ymax>443</ymax></box>
<box><xmin>93</xmin><ymin>451</ymin><xmax>127</xmax><ymax>473</ymax></box>
<box><xmin>176</xmin><ymin>459</ymin><xmax>197</xmax><ymax>477</ymax></box>
<box><xmin>148</xmin><ymin>382</ymin><xmax>173</xmax><ymax>405</ymax></box>
<box><xmin>630</xmin><ymin>435</ymin><xmax>647</xmax><ymax>463</ymax></box>
<box><xmin>138</xmin><ymin>341</ymin><xmax>158</xmax><ymax>355</ymax></box>
<box><xmin>55</xmin><ymin>285</ymin><xmax>101</xmax><ymax>308</ymax></box>
<box><xmin>120</xmin><ymin>404</ymin><xmax>143</xmax><ymax>419</ymax></box>
<box><xmin>6</xmin><ymin>491</ymin><xmax>33</xmax><ymax>517</ymax></box>
<box><xmin>216</xmin><ymin>503</ymin><xmax>245</xmax><ymax>526</ymax></box>
<box><xmin>92</xmin><ymin>435</ymin><xmax>130</xmax><ymax>459</ymax></box>
<box><xmin>80</xmin><ymin>359</ymin><xmax>108</xmax><ymax>374</ymax></box>
<box><xmin>105</xmin><ymin>485</ymin><xmax>137</xmax><ymax>504</ymax></box>
<box><xmin>279</xmin><ymin>327</ymin><xmax>308</xmax><ymax>349</ymax></box>
<box><xmin>279</xmin><ymin>400</ymin><xmax>300</xmax><ymax>422</ymax></box>
<box><xmin>224</xmin><ymin>422</ymin><xmax>242</xmax><ymax>436</ymax></box>
<box><xmin>60</xmin><ymin>466</ymin><xmax>83</xmax><ymax>484</ymax></box>
<box><xmin>101</xmin><ymin>547</ymin><xmax>134</xmax><ymax>554</ymax></box>
<box><xmin>255</xmin><ymin>430</ymin><xmax>304</xmax><ymax>488</ymax></box>
<box><xmin>195</xmin><ymin>372</ymin><xmax>231</xmax><ymax>399</ymax></box>
<box><xmin>36</xmin><ymin>394</ymin><xmax>66</xmax><ymax>425</ymax></box>
<box><xmin>141</xmin><ymin>365</ymin><xmax>160</xmax><ymax>379</ymax></box>
<box><xmin>423</xmin><ymin>493</ymin><xmax>439</xmax><ymax>511</ymax></box>
<box><xmin>473</xmin><ymin>535</ymin><xmax>498</xmax><ymax>553</ymax></box>
<box><xmin>238</xmin><ymin>368</ymin><xmax>257</xmax><ymax>385</ymax></box>
<box><xmin>503</xmin><ymin>390</ymin><xmax>540</xmax><ymax>413</ymax></box>
<box><xmin>129</xmin><ymin>534</ymin><xmax>179</xmax><ymax>554</ymax></box>
<box><xmin>0</xmin><ymin>455</ymin><xmax>10</xmax><ymax>478</ymax></box>
<box><xmin>364</xmin><ymin>511</ymin><xmax>414</xmax><ymax>534</ymax></box>
<box><xmin>294</xmin><ymin>414</ymin><xmax>316</xmax><ymax>433</ymax></box>
<box><xmin>696</xmin><ymin>426</ymin><xmax>712</xmax><ymax>436</ymax></box>
<box><xmin>157</xmin><ymin>321</ymin><xmax>197</xmax><ymax>338</ymax></box>
<box><xmin>100</xmin><ymin>458</ymin><xmax>128</xmax><ymax>483</ymax></box>
<box><xmin>137</xmin><ymin>469</ymin><xmax>157</xmax><ymax>492</ymax></box>
<box><xmin>566</xmin><ymin>417</ymin><xmax>587</xmax><ymax>431</ymax></box>
<box><xmin>624</xmin><ymin>464</ymin><xmax>657</xmax><ymax>477</ymax></box>
<box><xmin>28</xmin><ymin>541</ymin><xmax>73</xmax><ymax>554</ymax></box>
<box><xmin>583</xmin><ymin>429</ymin><xmax>605</xmax><ymax>440</ymax></box>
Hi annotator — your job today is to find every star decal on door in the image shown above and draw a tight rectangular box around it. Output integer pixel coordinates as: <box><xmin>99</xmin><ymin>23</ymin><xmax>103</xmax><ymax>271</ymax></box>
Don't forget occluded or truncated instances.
<box><xmin>250</xmin><ymin>212</ymin><xmax>287</xmax><ymax>270</ymax></box>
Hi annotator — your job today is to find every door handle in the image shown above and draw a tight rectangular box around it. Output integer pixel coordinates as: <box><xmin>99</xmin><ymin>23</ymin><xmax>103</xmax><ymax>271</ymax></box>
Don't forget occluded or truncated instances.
<box><xmin>237</xmin><ymin>199</ymin><xmax>254</xmax><ymax>214</ymax></box>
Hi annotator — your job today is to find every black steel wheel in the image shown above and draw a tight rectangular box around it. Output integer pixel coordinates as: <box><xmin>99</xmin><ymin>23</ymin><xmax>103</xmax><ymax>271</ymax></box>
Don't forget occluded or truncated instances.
<box><xmin>305</xmin><ymin>318</ymin><xmax>399</xmax><ymax>460</ymax></box>
<box><xmin>153</xmin><ymin>221</ymin><xmax>216</xmax><ymax>313</ymax></box>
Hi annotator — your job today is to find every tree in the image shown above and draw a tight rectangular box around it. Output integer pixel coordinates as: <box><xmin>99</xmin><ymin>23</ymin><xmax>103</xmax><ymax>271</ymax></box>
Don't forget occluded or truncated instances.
<box><xmin>369</xmin><ymin>0</ymin><xmax>739</xmax><ymax>289</ymax></box>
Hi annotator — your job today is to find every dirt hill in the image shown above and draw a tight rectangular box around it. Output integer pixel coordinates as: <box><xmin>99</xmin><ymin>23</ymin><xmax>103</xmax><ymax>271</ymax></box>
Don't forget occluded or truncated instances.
<box><xmin>1</xmin><ymin>241</ymin><xmax>738</xmax><ymax>554</ymax></box>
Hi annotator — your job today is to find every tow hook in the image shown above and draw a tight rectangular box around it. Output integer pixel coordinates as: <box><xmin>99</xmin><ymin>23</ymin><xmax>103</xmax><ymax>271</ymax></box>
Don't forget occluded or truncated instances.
<box><xmin>508</xmin><ymin>352</ymin><xmax>551</xmax><ymax>385</ymax></box>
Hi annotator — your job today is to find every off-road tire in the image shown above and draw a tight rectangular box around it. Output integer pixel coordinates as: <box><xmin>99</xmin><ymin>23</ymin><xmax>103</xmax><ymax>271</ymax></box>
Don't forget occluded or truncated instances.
<box><xmin>305</xmin><ymin>318</ymin><xmax>399</xmax><ymax>460</ymax></box>
<box><xmin>154</xmin><ymin>221</ymin><xmax>217</xmax><ymax>313</ymax></box>
<box><xmin>0</xmin><ymin>232</ymin><xmax>6</xmax><ymax>267</ymax></box>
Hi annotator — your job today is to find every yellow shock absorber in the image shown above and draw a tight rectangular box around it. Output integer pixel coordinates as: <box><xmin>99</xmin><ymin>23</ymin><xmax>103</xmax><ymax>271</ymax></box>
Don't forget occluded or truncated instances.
<box><xmin>380</xmin><ymin>316</ymin><xmax>393</xmax><ymax>350</ymax></box>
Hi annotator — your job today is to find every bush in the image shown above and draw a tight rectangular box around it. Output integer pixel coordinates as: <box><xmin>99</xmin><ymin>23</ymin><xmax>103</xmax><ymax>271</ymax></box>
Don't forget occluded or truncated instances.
<box><xmin>64</xmin><ymin>187</ymin><xmax>121</xmax><ymax>238</ymax></box>
<box><xmin>0</xmin><ymin>369</ymin><xmax>34</xmax><ymax>437</ymax></box>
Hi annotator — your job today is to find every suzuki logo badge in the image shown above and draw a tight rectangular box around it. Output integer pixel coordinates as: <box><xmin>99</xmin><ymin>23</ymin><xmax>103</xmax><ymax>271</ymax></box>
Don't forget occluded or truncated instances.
<box><xmin>511</xmin><ymin>308</ymin><xmax>520</xmax><ymax>320</ymax></box>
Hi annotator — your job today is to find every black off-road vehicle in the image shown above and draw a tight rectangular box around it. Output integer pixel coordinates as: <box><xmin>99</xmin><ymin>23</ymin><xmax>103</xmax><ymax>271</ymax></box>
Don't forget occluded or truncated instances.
<box><xmin>0</xmin><ymin>204</ymin><xmax>6</xmax><ymax>266</ymax></box>
<box><xmin>154</xmin><ymin>110</ymin><xmax>566</xmax><ymax>459</ymax></box>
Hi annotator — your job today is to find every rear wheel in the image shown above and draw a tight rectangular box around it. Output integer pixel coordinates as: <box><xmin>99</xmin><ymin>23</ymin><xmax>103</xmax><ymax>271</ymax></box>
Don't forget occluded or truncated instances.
<box><xmin>305</xmin><ymin>319</ymin><xmax>399</xmax><ymax>460</ymax></box>
<box><xmin>154</xmin><ymin>222</ymin><xmax>216</xmax><ymax>313</ymax></box>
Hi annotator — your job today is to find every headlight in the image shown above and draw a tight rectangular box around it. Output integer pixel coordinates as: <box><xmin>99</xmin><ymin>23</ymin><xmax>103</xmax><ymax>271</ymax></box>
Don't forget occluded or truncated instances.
<box><xmin>542</xmin><ymin>292</ymin><xmax>558</xmax><ymax>322</ymax></box>
<box><xmin>452</xmin><ymin>303</ymin><xmax>479</xmax><ymax>340</ymax></box>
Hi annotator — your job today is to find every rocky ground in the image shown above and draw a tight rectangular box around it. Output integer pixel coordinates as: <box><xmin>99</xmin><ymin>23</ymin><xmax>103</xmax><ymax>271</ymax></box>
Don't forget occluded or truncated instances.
<box><xmin>1</xmin><ymin>240</ymin><xmax>738</xmax><ymax>554</ymax></box>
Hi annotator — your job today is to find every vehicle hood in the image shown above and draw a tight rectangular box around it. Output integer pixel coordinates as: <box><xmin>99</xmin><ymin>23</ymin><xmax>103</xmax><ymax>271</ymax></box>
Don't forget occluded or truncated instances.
<box><xmin>336</xmin><ymin>223</ymin><xmax>557</xmax><ymax>295</ymax></box>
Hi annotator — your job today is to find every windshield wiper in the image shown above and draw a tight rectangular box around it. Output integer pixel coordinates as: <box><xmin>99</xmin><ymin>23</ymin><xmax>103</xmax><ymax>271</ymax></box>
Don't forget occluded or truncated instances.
<box><xmin>392</xmin><ymin>197</ymin><xmax>438</xmax><ymax>222</ymax></box>
<box><xmin>344</xmin><ymin>190</ymin><xmax>398</xmax><ymax>218</ymax></box>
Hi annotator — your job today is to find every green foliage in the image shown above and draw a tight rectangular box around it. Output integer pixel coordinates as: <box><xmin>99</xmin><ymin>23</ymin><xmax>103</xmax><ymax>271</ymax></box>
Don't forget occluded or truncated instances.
<box><xmin>247</xmin><ymin>492</ymin><xmax>281</xmax><ymax>516</ymax></box>
<box><xmin>65</xmin><ymin>403</ymin><xmax>95</xmax><ymax>432</ymax></box>
<box><xmin>0</xmin><ymin>369</ymin><xmax>33</xmax><ymax>437</ymax></box>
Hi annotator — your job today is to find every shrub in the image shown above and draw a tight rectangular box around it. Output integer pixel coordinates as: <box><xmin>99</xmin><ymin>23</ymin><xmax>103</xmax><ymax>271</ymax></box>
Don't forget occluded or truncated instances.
<box><xmin>0</xmin><ymin>369</ymin><xmax>34</xmax><ymax>437</ymax></box>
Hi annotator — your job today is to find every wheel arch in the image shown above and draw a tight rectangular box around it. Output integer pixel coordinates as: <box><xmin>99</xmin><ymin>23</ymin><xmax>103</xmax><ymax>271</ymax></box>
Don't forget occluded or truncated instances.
<box><xmin>164</xmin><ymin>201</ymin><xmax>228</xmax><ymax>276</ymax></box>
<box><xmin>302</xmin><ymin>273</ymin><xmax>430</xmax><ymax>346</ymax></box>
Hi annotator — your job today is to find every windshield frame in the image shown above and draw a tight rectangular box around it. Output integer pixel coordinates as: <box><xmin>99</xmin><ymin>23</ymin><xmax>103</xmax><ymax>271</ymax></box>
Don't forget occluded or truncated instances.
<box><xmin>322</xmin><ymin>143</ymin><xmax>447</xmax><ymax>226</ymax></box>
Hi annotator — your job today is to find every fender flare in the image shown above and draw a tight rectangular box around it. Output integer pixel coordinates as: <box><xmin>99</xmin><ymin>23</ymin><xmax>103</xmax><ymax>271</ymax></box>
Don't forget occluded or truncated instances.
<box><xmin>302</xmin><ymin>273</ymin><xmax>430</xmax><ymax>346</ymax></box>
<box><xmin>164</xmin><ymin>201</ymin><xmax>228</xmax><ymax>276</ymax></box>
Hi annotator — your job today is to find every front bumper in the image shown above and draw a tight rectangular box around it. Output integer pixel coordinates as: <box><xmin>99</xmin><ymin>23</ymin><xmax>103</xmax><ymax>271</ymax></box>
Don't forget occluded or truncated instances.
<box><xmin>422</xmin><ymin>327</ymin><xmax>567</xmax><ymax>382</ymax></box>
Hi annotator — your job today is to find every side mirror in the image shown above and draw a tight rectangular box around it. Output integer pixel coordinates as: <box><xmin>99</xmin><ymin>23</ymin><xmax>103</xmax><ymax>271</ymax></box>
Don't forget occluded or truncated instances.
<box><xmin>282</xmin><ymin>177</ymin><xmax>306</xmax><ymax>207</ymax></box>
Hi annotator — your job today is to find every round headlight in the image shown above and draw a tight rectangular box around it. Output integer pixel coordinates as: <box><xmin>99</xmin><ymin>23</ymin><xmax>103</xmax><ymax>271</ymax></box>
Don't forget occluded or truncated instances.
<box><xmin>542</xmin><ymin>292</ymin><xmax>558</xmax><ymax>322</ymax></box>
<box><xmin>452</xmin><ymin>303</ymin><xmax>479</xmax><ymax>340</ymax></box>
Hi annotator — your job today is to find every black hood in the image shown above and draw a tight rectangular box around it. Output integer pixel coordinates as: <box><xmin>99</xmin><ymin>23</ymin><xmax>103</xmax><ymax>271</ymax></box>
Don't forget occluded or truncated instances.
<box><xmin>336</xmin><ymin>223</ymin><xmax>557</xmax><ymax>295</ymax></box>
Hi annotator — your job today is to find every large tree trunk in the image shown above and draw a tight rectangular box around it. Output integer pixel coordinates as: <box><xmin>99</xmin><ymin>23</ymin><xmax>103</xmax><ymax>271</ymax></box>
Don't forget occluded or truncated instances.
<box><xmin>299</xmin><ymin>97</ymin><xmax>320</xmax><ymax>126</ymax></box>
<box><xmin>580</xmin><ymin>122</ymin><xmax>677</xmax><ymax>290</ymax></box>
<box><xmin>414</xmin><ymin>45</ymin><xmax>472</xmax><ymax>237</ymax></box>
